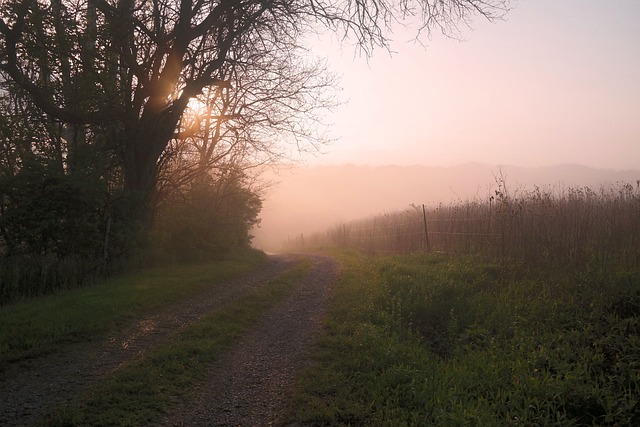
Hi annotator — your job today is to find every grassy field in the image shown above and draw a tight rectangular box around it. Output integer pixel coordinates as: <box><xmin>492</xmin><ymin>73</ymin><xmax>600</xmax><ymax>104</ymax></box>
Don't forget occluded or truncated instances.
<box><xmin>0</xmin><ymin>249</ymin><xmax>266</xmax><ymax>375</ymax></box>
<box><xmin>286</xmin><ymin>249</ymin><xmax>640</xmax><ymax>426</ymax></box>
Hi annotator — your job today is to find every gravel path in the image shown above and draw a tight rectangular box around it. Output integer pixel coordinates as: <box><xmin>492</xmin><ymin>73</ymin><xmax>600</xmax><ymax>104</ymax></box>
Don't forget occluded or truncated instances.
<box><xmin>163</xmin><ymin>254</ymin><xmax>338</xmax><ymax>426</ymax></box>
<box><xmin>0</xmin><ymin>254</ymin><xmax>303</xmax><ymax>427</ymax></box>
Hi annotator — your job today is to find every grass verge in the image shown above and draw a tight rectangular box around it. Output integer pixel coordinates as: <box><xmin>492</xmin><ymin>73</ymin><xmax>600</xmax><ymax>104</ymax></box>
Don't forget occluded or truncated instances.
<box><xmin>0</xmin><ymin>249</ymin><xmax>266</xmax><ymax>374</ymax></box>
<box><xmin>40</xmin><ymin>258</ymin><xmax>310</xmax><ymax>427</ymax></box>
<box><xmin>286</xmin><ymin>249</ymin><xmax>640</xmax><ymax>426</ymax></box>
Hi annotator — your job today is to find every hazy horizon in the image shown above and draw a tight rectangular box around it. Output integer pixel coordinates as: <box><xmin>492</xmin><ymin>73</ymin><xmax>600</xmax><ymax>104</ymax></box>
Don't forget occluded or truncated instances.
<box><xmin>252</xmin><ymin>162</ymin><xmax>640</xmax><ymax>251</ymax></box>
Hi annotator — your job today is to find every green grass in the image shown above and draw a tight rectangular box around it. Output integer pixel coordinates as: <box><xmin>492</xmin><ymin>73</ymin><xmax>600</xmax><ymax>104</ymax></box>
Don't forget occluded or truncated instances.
<box><xmin>40</xmin><ymin>258</ymin><xmax>310</xmax><ymax>427</ymax></box>
<box><xmin>286</xmin><ymin>249</ymin><xmax>640</xmax><ymax>426</ymax></box>
<box><xmin>0</xmin><ymin>249</ymin><xmax>266</xmax><ymax>374</ymax></box>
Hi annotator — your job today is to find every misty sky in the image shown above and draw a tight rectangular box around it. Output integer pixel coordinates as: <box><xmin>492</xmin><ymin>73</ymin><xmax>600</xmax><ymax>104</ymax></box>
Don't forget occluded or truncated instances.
<box><xmin>302</xmin><ymin>0</ymin><xmax>640</xmax><ymax>170</ymax></box>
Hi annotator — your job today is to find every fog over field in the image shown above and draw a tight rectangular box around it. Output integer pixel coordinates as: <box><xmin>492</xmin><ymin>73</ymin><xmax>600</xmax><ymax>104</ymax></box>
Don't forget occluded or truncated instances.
<box><xmin>252</xmin><ymin>163</ymin><xmax>640</xmax><ymax>251</ymax></box>
<box><xmin>252</xmin><ymin>0</ymin><xmax>640</xmax><ymax>251</ymax></box>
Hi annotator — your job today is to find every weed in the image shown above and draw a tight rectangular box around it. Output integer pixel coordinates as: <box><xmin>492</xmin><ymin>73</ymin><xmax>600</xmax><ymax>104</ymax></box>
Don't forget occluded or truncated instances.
<box><xmin>287</xmin><ymin>250</ymin><xmax>640</xmax><ymax>425</ymax></box>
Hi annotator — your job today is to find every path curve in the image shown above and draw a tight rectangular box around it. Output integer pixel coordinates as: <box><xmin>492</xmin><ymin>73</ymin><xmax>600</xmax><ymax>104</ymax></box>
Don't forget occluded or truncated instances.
<box><xmin>0</xmin><ymin>254</ymin><xmax>301</xmax><ymax>427</ymax></box>
<box><xmin>163</xmin><ymin>254</ymin><xmax>338</xmax><ymax>426</ymax></box>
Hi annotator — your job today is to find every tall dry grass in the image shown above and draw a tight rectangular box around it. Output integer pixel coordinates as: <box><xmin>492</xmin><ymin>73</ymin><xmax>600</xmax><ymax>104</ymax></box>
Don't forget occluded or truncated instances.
<box><xmin>300</xmin><ymin>181</ymin><xmax>640</xmax><ymax>273</ymax></box>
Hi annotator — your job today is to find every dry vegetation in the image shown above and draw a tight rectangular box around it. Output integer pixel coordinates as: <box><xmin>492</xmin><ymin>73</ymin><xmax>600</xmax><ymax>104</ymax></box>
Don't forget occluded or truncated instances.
<box><xmin>298</xmin><ymin>180</ymin><xmax>640</xmax><ymax>274</ymax></box>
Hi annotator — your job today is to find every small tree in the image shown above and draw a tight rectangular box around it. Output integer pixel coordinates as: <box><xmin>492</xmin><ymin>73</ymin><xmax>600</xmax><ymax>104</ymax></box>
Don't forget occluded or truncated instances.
<box><xmin>150</xmin><ymin>167</ymin><xmax>262</xmax><ymax>261</ymax></box>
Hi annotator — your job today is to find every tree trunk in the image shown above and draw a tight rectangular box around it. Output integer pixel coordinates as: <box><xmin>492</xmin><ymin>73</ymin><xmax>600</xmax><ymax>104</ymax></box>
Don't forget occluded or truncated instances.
<box><xmin>122</xmin><ymin>99</ymin><xmax>188</xmax><ymax>209</ymax></box>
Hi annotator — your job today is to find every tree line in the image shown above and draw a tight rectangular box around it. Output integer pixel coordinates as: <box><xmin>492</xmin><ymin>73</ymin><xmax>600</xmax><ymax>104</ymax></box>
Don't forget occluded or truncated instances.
<box><xmin>0</xmin><ymin>0</ymin><xmax>507</xmax><ymax>302</ymax></box>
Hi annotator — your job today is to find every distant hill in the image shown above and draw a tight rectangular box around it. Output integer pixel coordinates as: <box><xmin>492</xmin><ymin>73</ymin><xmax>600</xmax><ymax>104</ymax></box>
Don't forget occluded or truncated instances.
<box><xmin>252</xmin><ymin>163</ymin><xmax>640</xmax><ymax>250</ymax></box>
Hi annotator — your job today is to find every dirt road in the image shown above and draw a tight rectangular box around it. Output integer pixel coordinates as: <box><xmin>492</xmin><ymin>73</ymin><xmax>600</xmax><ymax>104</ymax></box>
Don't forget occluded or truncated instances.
<box><xmin>0</xmin><ymin>254</ymin><xmax>337</xmax><ymax>426</ymax></box>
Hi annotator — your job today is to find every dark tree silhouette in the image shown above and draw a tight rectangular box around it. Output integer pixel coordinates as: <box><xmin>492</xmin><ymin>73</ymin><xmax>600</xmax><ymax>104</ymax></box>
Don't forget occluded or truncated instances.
<box><xmin>0</xmin><ymin>0</ymin><xmax>508</xmax><ymax>200</ymax></box>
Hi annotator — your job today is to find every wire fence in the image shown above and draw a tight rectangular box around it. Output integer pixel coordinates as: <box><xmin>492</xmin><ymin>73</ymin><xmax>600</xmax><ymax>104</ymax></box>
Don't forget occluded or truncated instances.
<box><xmin>320</xmin><ymin>205</ymin><xmax>500</xmax><ymax>255</ymax></box>
<box><xmin>288</xmin><ymin>182</ymin><xmax>640</xmax><ymax>272</ymax></box>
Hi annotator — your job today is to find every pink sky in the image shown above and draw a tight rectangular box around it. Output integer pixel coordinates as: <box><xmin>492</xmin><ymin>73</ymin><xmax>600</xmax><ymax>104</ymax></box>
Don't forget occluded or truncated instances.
<box><xmin>301</xmin><ymin>0</ymin><xmax>640</xmax><ymax>169</ymax></box>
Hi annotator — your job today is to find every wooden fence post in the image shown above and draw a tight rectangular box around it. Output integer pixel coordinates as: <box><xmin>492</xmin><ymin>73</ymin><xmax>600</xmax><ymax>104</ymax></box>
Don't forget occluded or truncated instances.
<box><xmin>422</xmin><ymin>204</ymin><xmax>431</xmax><ymax>252</ymax></box>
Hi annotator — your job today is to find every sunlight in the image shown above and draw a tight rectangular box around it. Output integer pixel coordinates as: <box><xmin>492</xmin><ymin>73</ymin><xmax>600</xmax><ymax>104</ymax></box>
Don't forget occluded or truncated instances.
<box><xmin>187</xmin><ymin>96</ymin><xmax>209</xmax><ymax>118</ymax></box>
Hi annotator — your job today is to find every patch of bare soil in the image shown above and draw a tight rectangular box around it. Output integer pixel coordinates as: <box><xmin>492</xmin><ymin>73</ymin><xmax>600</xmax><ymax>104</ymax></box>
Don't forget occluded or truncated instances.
<box><xmin>0</xmin><ymin>254</ymin><xmax>301</xmax><ymax>427</ymax></box>
<box><xmin>163</xmin><ymin>254</ymin><xmax>338</xmax><ymax>426</ymax></box>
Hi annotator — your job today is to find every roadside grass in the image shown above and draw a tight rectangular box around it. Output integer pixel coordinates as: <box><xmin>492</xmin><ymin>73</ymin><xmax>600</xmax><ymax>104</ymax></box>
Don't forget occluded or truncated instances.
<box><xmin>0</xmin><ymin>249</ymin><xmax>266</xmax><ymax>374</ymax></box>
<box><xmin>40</xmin><ymin>258</ymin><xmax>310</xmax><ymax>427</ymax></box>
<box><xmin>286</xmin><ymin>249</ymin><xmax>640</xmax><ymax>426</ymax></box>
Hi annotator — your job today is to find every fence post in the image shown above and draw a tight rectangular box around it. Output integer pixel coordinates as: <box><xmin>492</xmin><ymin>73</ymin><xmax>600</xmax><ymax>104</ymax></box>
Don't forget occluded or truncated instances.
<box><xmin>422</xmin><ymin>204</ymin><xmax>431</xmax><ymax>252</ymax></box>
<box><xmin>371</xmin><ymin>217</ymin><xmax>376</xmax><ymax>254</ymax></box>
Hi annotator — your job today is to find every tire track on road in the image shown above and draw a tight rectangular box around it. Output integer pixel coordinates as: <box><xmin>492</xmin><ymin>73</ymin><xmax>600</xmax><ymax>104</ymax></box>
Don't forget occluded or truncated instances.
<box><xmin>164</xmin><ymin>254</ymin><xmax>338</xmax><ymax>427</ymax></box>
<box><xmin>0</xmin><ymin>255</ymin><xmax>300</xmax><ymax>427</ymax></box>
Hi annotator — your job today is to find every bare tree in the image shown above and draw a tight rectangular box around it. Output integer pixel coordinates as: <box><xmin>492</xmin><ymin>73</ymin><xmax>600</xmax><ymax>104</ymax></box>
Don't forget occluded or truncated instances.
<box><xmin>158</xmin><ymin>27</ymin><xmax>338</xmax><ymax>197</ymax></box>
<box><xmin>0</xmin><ymin>0</ymin><xmax>509</xmax><ymax>214</ymax></box>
